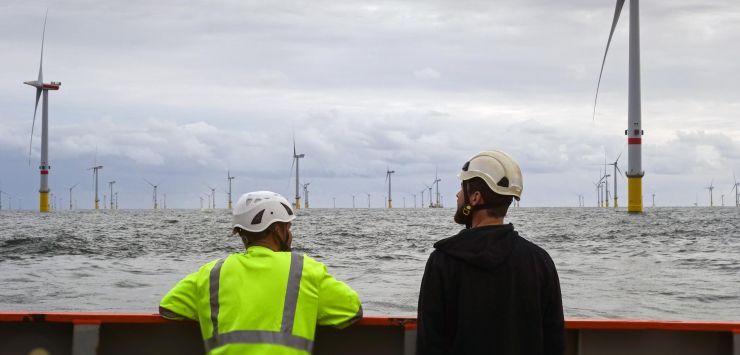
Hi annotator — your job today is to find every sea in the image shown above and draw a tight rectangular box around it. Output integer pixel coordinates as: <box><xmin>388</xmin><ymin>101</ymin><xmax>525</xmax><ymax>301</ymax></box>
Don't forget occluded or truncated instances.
<box><xmin>0</xmin><ymin>207</ymin><xmax>738</xmax><ymax>321</ymax></box>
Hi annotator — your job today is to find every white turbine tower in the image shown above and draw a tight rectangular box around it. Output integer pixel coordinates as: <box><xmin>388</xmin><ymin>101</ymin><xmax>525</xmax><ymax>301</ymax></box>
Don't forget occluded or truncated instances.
<box><xmin>705</xmin><ymin>179</ymin><xmax>714</xmax><ymax>207</ymax></box>
<box><xmin>290</xmin><ymin>138</ymin><xmax>305</xmax><ymax>209</ymax></box>
<box><xmin>206</xmin><ymin>185</ymin><xmax>216</xmax><ymax>209</ymax></box>
<box><xmin>433</xmin><ymin>168</ymin><xmax>442</xmax><ymax>208</ymax></box>
<box><xmin>427</xmin><ymin>185</ymin><xmax>433</xmax><ymax>208</ymax></box>
<box><xmin>108</xmin><ymin>181</ymin><xmax>116</xmax><ymax>210</ymax></box>
<box><xmin>594</xmin><ymin>0</ymin><xmax>645</xmax><ymax>213</ymax></box>
<box><xmin>303</xmin><ymin>182</ymin><xmax>310</xmax><ymax>208</ymax></box>
<box><xmin>143</xmin><ymin>179</ymin><xmax>163</xmax><ymax>209</ymax></box>
<box><xmin>420</xmin><ymin>187</ymin><xmax>426</xmax><ymax>208</ymax></box>
<box><xmin>227</xmin><ymin>171</ymin><xmax>235</xmax><ymax>209</ymax></box>
<box><xmin>89</xmin><ymin>165</ymin><xmax>103</xmax><ymax>209</ymax></box>
<box><xmin>25</xmin><ymin>12</ymin><xmax>61</xmax><ymax>213</ymax></box>
<box><xmin>732</xmin><ymin>173</ymin><xmax>739</xmax><ymax>207</ymax></box>
<box><xmin>385</xmin><ymin>168</ymin><xmax>395</xmax><ymax>208</ymax></box>
<box><xmin>606</xmin><ymin>152</ymin><xmax>624</xmax><ymax>208</ymax></box>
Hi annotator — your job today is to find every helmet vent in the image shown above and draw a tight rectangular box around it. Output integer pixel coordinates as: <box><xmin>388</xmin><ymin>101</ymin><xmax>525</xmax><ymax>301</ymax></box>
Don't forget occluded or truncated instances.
<box><xmin>281</xmin><ymin>203</ymin><xmax>294</xmax><ymax>216</ymax></box>
<box><xmin>251</xmin><ymin>210</ymin><xmax>265</xmax><ymax>225</ymax></box>
<box><xmin>497</xmin><ymin>177</ymin><xmax>510</xmax><ymax>187</ymax></box>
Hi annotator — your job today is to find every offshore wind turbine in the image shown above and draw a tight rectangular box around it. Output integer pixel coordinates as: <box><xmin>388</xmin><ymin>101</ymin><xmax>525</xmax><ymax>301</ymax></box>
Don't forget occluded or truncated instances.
<box><xmin>427</xmin><ymin>185</ymin><xmax>433</xmax><ymax>208</ymax></box>
<box><xmin>206</xmin><ymin>185</ymin><xmax>216</xmax><ymax>209</ymax></box>
<box><xmin>732</xmin><ymin>173</ymin><xmax>739</xmax><ymax>207</ymax></box>
<box><xmin>385</xmin><ymin>168</ymin><xmax>395</xmax><ymax>208</ymax></box>
<box><xmin>290</xmin><ymin>138</ymin><xmax>305</xmax><ymax>209</ymax></box>
<box><xmin>303</xmin><ymin>182</ymin><xmax>310</xmax><ymax>208</ymax></box>
<box><xmin>108</xmin><ymin>181</ymin><xmax>116</xmax><ymax>210</ymax></box>
<box><xmin>433</xmin><ymin>168</ymin><xmax>442</xmax><ymax>208</ymax></box>
<box><xmin>227</xmin><ymin>171</ymin><xmax>235</xmax><ymax>209</ymax></box>
<box><xmin>68</xmin><ymin>183</ymin><xmax>78</xmax><ymax>210</ymax></box>
<box><xmin>143</xmin><ymin>179</ymin><xmax>163</xmax><ymax>209</ymax></box>
<box><xmin>594</xmin><ymin>0</ymin><xmax>645</xmax><ymax>213</ymax></box>
<box><xmin>606</xmin><ymin>152</ymin><xmax>624</xmax><ymax>208</ymax></box>
<box><xmin>420</xmin><ymin>188</ymin><xmax>426</xmax><ymax>208</ymax></box>
<box><xmin>89</xmin><ymin>165</ymin><xmax>103</xmax><ymax>209</ymax></box>
<box><xmin>705</xmin><ymin>179</ymin><xmax>714</xmax><ymax>207</ymax></box>
<box><xmin>25</xmin><ymin>12</ymin><xmax>62</xmax><ymax>212</ymax></box>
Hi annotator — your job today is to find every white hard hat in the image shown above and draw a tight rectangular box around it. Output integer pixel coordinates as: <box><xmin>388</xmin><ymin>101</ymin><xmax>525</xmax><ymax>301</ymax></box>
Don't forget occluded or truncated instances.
<box><xmin>232</xmin><ymin>191</ymin><xmax>296</xmax><ymax>233</ymax></box>
<box><xmin>457</xmin><ymin>151</ymin><xmax>523</xmax><ymax>200</ymax></box>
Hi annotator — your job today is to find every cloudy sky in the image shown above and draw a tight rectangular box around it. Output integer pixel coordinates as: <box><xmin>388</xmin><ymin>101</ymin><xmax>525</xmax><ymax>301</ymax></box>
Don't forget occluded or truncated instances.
<box><xmin>1</xmin><ymin>0</ymin><xmax>739</xmax><ymax>209</ymax></box>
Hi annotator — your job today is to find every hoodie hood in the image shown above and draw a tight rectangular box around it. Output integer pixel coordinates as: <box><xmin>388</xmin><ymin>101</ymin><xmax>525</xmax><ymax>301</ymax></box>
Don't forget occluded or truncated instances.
<box><xmin>433</xmin><ymin>224</ymin><xmax>518</xmax><ymax>271</ymax></box>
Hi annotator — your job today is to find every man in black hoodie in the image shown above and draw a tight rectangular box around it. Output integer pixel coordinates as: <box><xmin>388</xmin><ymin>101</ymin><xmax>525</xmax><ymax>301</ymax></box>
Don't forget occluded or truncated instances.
<box><xmin>417</xmin><ymin>151</ymin><xmax>564</xmax><ymax>355</ymax></box>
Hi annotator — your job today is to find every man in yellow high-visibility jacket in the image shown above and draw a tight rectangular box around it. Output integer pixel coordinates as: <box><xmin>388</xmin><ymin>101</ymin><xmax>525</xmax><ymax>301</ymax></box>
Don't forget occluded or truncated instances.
<box><xmin>160</xmin><ymin>191</ymin><xmax>362</xmax><ymax>354</ymax></box>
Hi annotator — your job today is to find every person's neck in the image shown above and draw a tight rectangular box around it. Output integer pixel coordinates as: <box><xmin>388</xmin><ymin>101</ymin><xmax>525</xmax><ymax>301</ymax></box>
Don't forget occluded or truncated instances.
<box><xmin>471</xmin><ymin>212</ymin><xmax>505</xmax><ymax>228</ymax></box>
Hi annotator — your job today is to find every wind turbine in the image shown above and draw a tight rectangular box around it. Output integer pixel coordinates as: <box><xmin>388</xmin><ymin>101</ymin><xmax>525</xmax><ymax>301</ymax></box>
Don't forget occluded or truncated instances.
<box><xmin>594</xmin><ymin>0</ymin><xmax>645</xmax><ymax>213</ymax></box>
<box><xmin>705</xmin><ymin>179</ymin><xmax>714</xmax><ymax>207</ymax></box>
<box><xmin>303</xmin><ymin>182</ymin><xmax>311</xmax><ymax>208</ymax></box>
<box><xmin>366</xmin><ymin>193</ymin><xmax>371</xmax><ymax>208</ymax></box>
<box><xmin>206</xmin><ymin>185</ymin><xmax>216</xmax><ymax>209</ymax></box>
<box><xmin>227</xmin><ymin>171</ymin><xmax>235</xmax><ymax>209</ymax></box>
<box><xmin>143</xmin><ymin>179</ymin><xmax>163</xmax><ymax>209</ymax></box>
<box><xmin>652</xmin><ymin>192</ymin><xmax>656</xmax><ymax>207</ymax></box>
<box><xmin>67</xmin><ymin>183</ymin><xmax>78</xmax><ymax>210</ymax></box>
<box><xmin>420</xmin><ymin>188</ymin><xmax>426</xmax><ymax>208</ymax></box>
<box><xmin>89</xmin><ymin>165</ymin><xmax>103</xmax><ymax>209</ymax></box>
<box><xmin>290</xmin><ymin>138</ymin><xmax>305</xmax><ymax>209</ymax></box>
<box><xmin>108</xmin><ymin>181</ymin><xmax>116</xmax><ymax>210</ymax></box>
<box><xmin>25</xmin><ymin>12</ymin><xmax>62</xmax><ymax>213</ymax></box>
<box><xmin>605</xmin><ymin>152</ymin><xmax>624</xmax><ymax>208</ymax></box>
<box><xmin>385</xmin><ymin>168</ymin><xmax>395</xmax><ymax>208</ymax></box>
<box><xmin>426</xmin><ymin>184</ymin><xmax>433</xmax><ymax>208</ymax></box>
<box><xmin>732</xmin><ymin>173</ymin><xmax>740</xmax><ymax>207</ymax></box>
<box><xmin>433</xmin><ymin>168</ymin><xmax>442</xmax><ymax>208</ymax></box>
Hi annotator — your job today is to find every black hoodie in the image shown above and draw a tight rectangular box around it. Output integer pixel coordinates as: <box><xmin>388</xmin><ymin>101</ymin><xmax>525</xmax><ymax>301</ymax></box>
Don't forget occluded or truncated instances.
<box><xmin>416</xmin><ymin>224</ymin><xmax>564</xmax><ymax>355</ymax></box>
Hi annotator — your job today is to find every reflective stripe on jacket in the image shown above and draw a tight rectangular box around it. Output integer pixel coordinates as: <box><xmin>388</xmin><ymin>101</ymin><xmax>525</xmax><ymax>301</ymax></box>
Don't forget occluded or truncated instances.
<box><xmin>159</xmin><ymin>246</ymin><xmax>363</xmax><ymax>354</ymax></box>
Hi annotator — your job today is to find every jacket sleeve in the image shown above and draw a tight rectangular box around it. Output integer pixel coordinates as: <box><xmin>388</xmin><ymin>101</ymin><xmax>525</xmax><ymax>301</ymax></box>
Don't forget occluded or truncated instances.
<box><xmin>416</xmin><ymin>251</ymin><xmax>448</xmax><ymax>355</ymax></box>
<box><xmin>542</xmin><ymin>257</ymin><xmax>565</xmax><ymax>355</ymax></box>
<box><xmin>316</xmin><ymin>263</ymin><xmax>363</xmax><ymax>329</ymax></box>
<box><xmin>159</xmin><ymin>271</ymin><xmax>200</xmax><ymax>321</ymax></box>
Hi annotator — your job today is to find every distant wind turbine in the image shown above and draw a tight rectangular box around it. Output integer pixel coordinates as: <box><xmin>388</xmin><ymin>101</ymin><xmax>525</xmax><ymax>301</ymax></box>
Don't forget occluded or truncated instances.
<box><xmin>605</xmin><ymin>152</ymin><xmax>624</xmax><ymax>208</ymax></box>
<box><xmin>108</xmin><ymin>181</ymin><xmax>116</xmax><ymax>210</ymax></box>
<box><xmin>731</xmin><ymin>173</ymin><xmax>740</xmax><ymax>207</ymax></box>
<box><xmin>24</xmin><ymin>11</ymin><xmax>62</xmax><ymax>213</ymax></box>
<box><xmin>433</xmin><ymin>168</ymin><xmax>442</xmax><ymax>208</ymax></box>
<box><xmin>290</xmin><ymin>138</ymin><xmax>305</xmax><ymax>209</ymax></box>
<box><xmin>303</xmin><ymin>182</ymin><xmax>311</xmax><ymax>208</ymax></box>
<box><xmin>594</xmin><ymin>0</ymin><xmax>645</xmax><ymax>213</ymax></box>
<box><xmin>227</xmin><ymin>171</ymin><xmax>235</xmax><ymax>209</ymax></box>
<box><xmin>88</xmin><ymin>165</ymin><xmax>103</xmax><ymax>209</ymax></box>
<box><xmin>705</xmin><ymin>179</ymin><xmax>714</xmax><ymax>207</ymax></box>
<box><xmin>143</xmin><ymin>179</ymin><xmax>163</xmax><ymax>209</ymax></box>
<box><xmin>385</xmin><ymin>168</ymin><xmax>395</xmax><ymax>208</ymax></box>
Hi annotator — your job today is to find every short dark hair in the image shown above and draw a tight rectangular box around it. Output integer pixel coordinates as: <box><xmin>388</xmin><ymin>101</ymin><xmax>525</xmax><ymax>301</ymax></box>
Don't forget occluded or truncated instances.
<box><xmin>233</xmin><ymin>222</ymin><xmax>284</xmax><ymax>248</ymax></box>
<box><xmin>465</xmin><ymin>177</ymin><xmax>513</xmax><ymax>218</ymax></box>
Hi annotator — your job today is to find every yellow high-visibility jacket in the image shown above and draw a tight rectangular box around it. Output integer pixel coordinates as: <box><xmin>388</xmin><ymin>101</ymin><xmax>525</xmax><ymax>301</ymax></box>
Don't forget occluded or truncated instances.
<box><xmin>160</xmin><ymin>246</ymin><xmax>362</xmax><ymax>354</ymax></box>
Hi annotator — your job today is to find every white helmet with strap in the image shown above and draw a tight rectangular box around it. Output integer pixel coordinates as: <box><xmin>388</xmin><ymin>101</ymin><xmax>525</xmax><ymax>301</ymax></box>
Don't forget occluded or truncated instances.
<box><xmin>458</xmin><ymin>150</ymin><xmax>523</xmax><ymax>200</ymax></box>
<box><xmin>232</xmin><ymin>191</ymin><xmax>296</xmax><ymax>233</ymax></box>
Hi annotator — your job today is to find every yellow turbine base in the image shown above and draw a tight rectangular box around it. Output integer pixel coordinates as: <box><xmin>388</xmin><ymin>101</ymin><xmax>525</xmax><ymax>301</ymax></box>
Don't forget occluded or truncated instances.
<box><xmin>95</xmin><ymin>201</ymin><xmax>100</xmax><ymax>210</ymax></box>
<box><xmin>388</xmin><ymin>200</ymin><xmax>392</xmax><ymax>209</ymax></box>
<box><xmin>40</xmin><ymin>192</ymin><xmax>49</xmax><ymax>213</ymax></box>
<box><xmin>294</xmin><ymin>198</ymin><xmax>301</xmax><ymax>210</ymax></box>
<box><xmin>614</xmin><ymin>198</ymin><xmax>618</xmax><ymax>209</ymax></box>
<box><xmin>228</xmin><ymin>202</ymin><xmax>232</xmax><ymax>210</ymax></box>
<box><xmin>627</xmin><ymin>177</ymin><xmax>643</xmax><ymax>213</ymax></box>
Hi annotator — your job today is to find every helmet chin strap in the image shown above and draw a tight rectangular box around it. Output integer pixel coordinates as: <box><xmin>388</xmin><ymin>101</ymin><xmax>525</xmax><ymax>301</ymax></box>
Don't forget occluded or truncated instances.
<box><xmin>275</xmin><ymin>225</ymin><xmax>292</xmax><ymax>252</ymax></box>
<box><xmin>461</xmin><ymin>180</ymin><xmax>496</xmax><ymax>229</ymax></box>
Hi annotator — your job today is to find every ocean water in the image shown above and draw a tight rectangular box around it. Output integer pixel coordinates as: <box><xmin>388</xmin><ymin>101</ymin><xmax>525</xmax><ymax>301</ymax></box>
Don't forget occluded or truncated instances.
<box><xmin>0</xmin><ymin>207</ymin><xmax>738</xmax><ymax>321</ymax></box>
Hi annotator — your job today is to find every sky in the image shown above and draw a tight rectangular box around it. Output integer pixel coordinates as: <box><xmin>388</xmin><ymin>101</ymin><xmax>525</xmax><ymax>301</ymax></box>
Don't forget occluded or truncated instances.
<box><xmin>1</xmin><ymin>0</ymin><xmax>739</xmax><ymax>209</ymax></box>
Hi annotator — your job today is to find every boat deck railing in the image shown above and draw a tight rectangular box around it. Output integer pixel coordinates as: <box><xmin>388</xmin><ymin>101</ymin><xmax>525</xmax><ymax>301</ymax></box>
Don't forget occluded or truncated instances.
<box><xmin>1</xmin><ymin>312</ymin><xmax>739</xmax><ymax>355</ymax></box>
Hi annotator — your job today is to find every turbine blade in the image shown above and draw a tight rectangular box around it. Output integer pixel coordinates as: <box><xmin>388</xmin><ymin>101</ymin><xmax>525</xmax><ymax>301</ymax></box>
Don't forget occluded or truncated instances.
<box><xmin>143</xmin><ymin>178</ymin><xmax>154</xmax><ymax>186</ymax></box>
<box><xmin>593</xmin><ymin>0</ymin><xmax>626</xmax><ymax>121</ymax></box>
<box><xmin>27</xmin><ymin>88</ymin><xmax>42</xmax><ymax>165</ymax></box>
<box><xmin>615</xmin><ymin>150</ymin><xmax>623</xmax><ymax>163</ymax></box>
<box><xmin>38</xmin><ymin>11</ymin><xmax>48</xmax><ymax>83</ymax></box>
